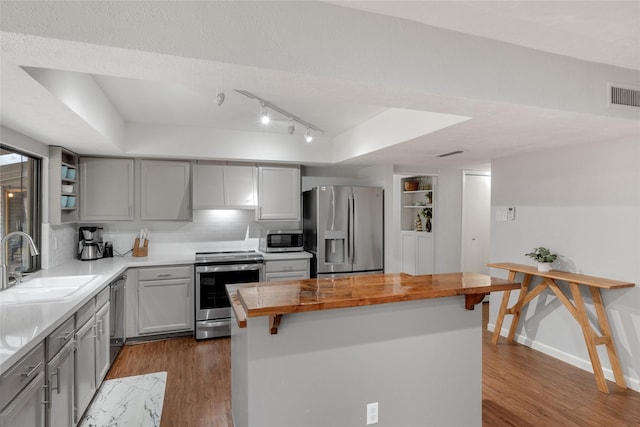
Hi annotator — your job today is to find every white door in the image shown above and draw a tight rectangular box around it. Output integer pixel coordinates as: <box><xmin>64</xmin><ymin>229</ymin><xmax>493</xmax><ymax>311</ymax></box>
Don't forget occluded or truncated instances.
<box><xmin>461</xmin><ymin>172</ymin><xmax>491</xmax><ymax>274</ymax></box>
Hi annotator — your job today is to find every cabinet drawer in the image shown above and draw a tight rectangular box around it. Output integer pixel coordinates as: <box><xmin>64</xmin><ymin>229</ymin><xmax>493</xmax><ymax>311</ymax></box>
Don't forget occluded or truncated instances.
<box><xmin>0</xmin><ymin>342</ymin><xmax>45</xmax><ymax>409</ymax></box>
<box><xmin>138</xmin><ymin>266</ymin><xmax>191</xmax><ymax>281</ymax></box>
<box><xmin>265</xmin><ymin>260</ymin><xmax>308</xmax><ymax>273</ymax></box>
<box><xmin>46</xmin><ymin>316</ymin><xmax>75</xmax><ymax>361</ymax></box>
<box><xmin>96</xmin><ymin>286</ymin><xmax>110</xmax><ymax>309</ymax></box>
<box><xmin>76</xmin><ymin>298</ymin><xmax>96</xmax><ymax>327</ymax></box>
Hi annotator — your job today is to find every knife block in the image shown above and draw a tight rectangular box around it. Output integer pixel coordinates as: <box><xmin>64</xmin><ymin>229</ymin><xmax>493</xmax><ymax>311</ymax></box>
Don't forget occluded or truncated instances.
<box><xmin>133</xmin><ymin>238</ymin><xmax>148</xmax><ymax>257</ymax></box>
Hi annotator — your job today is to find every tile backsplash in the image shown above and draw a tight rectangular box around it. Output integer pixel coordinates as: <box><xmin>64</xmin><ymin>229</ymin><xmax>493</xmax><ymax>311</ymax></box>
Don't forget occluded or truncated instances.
<box><xmin>42</xmin><ymin>210</ymin><xmax>299</xmax><ymax>268</ymax></box>
<box><xmin>43</xmin><ymin>223</ymin><xmax>78</xmax><ymax>269</ymax></box>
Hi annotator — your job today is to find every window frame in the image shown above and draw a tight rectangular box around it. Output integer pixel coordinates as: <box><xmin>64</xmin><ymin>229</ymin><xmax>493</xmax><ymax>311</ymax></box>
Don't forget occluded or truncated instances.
<box><xmin>0</xmin><ymin>144</ymin><xmax>42</xmax><ymax>273</ymax></box>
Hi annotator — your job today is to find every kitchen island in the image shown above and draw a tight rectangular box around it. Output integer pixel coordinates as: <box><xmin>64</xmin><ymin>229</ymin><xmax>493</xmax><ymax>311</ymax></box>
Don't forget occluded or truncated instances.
<box><xmin>227</xmin><ymin>272</ymin><xmax>520</xmax><ymax>427</ymax></box>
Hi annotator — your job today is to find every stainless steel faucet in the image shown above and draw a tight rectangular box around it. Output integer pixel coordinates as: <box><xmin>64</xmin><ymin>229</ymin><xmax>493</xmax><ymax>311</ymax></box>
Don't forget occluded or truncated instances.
<box><xmin>1</xmin><ymin>231</ymin><xmax>40</xmax><ymax>290</ymax></box>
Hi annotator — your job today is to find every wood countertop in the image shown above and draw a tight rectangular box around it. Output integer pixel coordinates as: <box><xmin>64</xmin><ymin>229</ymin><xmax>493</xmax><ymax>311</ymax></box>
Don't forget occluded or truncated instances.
<box><xmin>228</xmin><ymin>273</ymin><xmax>520</xmax><ymax>333</ymax></box>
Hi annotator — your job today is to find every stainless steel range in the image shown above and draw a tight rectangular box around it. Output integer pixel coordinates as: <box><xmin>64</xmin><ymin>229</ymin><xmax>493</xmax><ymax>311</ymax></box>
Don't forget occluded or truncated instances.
<box><xmin>194</xmin><ymin>250</ymin><xmax>264</xmax><ymax>339</ymax></box>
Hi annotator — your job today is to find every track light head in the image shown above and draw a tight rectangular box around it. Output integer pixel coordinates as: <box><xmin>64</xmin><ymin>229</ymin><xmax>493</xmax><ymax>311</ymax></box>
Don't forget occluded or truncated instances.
<box><xmin>215</xmin><ymin>90</ymin><xmax>225</xmax><ymax>106</ymax></box>
<box><xmin>288</xmin><ymin>120</ymin><xmax>296</xmax><ymax>135</ymax></box>
<box><xmin>304</xmin><ymin>128</ymin><xmax>313</xmax><ymax>143</ymax></box>
<box><xmin>259</xmin><ymin>103</ymin><xmax>270</xmax><ymax>124</ymax></box>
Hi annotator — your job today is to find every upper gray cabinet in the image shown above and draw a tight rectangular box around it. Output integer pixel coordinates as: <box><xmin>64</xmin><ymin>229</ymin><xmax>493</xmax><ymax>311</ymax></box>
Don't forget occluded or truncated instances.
<box><xmin>257</xmin><ymin>166</ymin><xmax>300</xmax><ymax>220</ymax></box>
<box><xmin>193</xmin><ymin>162</ymin><xmax>256</xmax><ymax>209</ymax></box>
<box><xmin>80</xmin><ymin>158</ymin><xmax>134</xmax><ymax>221</ymax></box>
<box><xmin>140</xmin><ymin>160</ymin><xmax>192</xmax><ymax>220</ymax></box>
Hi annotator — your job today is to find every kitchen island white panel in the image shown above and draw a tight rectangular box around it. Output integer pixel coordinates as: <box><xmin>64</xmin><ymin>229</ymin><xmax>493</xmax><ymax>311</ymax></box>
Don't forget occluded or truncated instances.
<box><xmin>232</xmin><ymin>296</ymin><xmax>482</xmax><ymax>427</ymax></box>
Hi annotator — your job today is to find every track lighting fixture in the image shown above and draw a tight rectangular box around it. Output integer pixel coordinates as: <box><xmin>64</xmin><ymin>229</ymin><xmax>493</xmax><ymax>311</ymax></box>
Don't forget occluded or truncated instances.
<box><xmin>215</xmin><ymin>89</ymin><xmax>225</xmax><ymax>106</ymax></box>
<box><xmin>259</xmin><ymin>103</ymin><xmax>270</xmax><ymax>124</ymax></box>
<box><xmin>235</xmin><ymin>90</ymin><xmax>323</xmax><ymax>143</ymax></box>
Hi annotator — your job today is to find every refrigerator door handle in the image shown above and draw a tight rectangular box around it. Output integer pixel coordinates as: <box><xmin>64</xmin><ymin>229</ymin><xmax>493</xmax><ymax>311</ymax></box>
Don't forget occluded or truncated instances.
<box><xmin>348</xmin><ymin>193</ymin><xmax>355</xmax><ymax>264</ymax></box>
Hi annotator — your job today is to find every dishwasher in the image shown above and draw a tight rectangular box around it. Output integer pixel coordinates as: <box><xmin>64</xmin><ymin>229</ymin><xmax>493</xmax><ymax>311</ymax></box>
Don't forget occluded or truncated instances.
<box><xmin>109</xmin><ymin>274</ymin><xmax>127</xmax><ymax>364</ymax></box>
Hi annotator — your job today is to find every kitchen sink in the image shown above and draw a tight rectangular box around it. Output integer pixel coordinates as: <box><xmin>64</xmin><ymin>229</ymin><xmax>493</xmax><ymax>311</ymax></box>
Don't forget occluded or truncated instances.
<box><xmin>0</xmin><ymin>275</ymin><xmax>102</xmax><ymax>304</ymax></box>
<box><xmin>19</xmin><ymin>275</ymin><xmax>101</xmax><ymax>289</ymax></box>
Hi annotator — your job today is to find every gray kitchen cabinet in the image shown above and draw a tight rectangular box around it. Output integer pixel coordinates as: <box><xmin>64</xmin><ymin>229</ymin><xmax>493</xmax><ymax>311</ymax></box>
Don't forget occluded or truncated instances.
<box><xmin>140</xmin><ymin>160</ymin><xmax>191</xmax><ymax>220</ymax></box>
<box><xmin>74</xmin><ymin>311</ymin><xmax>96</xmax><ymax>424</ymax></box>
<box><xmin>193</xmin><ymin>162</ymin><xmax>256</xmax><ymax>209</ymax></box>
<box><xmin>0</xmin><ymin>342</ymin><xmax>46</xmax><ymax>427</ymax></box>
<box><xmin>46</xmin><ymin>340</ymin><xmax>74</xmax><ymax>427</ymax></box>
<box><xmin>257</xmin><ymin>166</ymin><xmax>300</xmax><ymax>220</ymax></box>
<box><xmin>95</xmin><ymin>302</ymin><xmax>110</xmax><ymax>386</ymax></box>
<box><xmin>45</xmin><ymin>316</ymin><xmax>75</xmax><ymax>427</ymax></box>
<box><xmin>264</xmin><ymin>259</ymin><xmax>309</xmax><ymax>282</ymax></box>
<box><xmin>137</xmin><ymin>266</ymin><xmax>193</xmax><ymax>335</ymax></box>
<box><xmin>74</xmin><ymin>288</ymin><xmax>110</xmax><ymax>424</ymax></box>
<box><xmin>79</xmin><ymin>157</ymin><xmax>134</xmax><ymax>221</ymax></box>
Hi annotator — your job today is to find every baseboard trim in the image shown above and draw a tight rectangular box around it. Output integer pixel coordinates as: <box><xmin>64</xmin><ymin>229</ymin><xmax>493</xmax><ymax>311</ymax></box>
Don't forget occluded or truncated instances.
<box><xmin>486</xmin><ymin>322</ymin><xmax>640</xmax><ymax>393</ymax></box>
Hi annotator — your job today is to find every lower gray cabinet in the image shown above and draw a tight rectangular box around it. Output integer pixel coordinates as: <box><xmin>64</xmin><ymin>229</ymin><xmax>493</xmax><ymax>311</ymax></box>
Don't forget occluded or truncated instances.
<box><xmin>0</xmin><ymin>371</ymin><xmax>46</xmax><ymax>427</ymax></box>
<box><xmin>136</xmin><ymin>266</ymin><xmax>193</xmax><ymax>335</ymax></box>
<box><xmin>95</xmin><ymin>302</ymin><xmax>110</xmax><ymax>386</ymax></box>
<box><xmin>46</xmin><ymin>340</ymin><xmax>74</xmax><ymax>427</ymax></box>
<box><xmin>74</xmin><ymin>313</ymin><xmax>96</xmax><ymax>424</ymax></box>
<box><xmin>0</xmin><ymin>342</ymin><xmax>46</xmax><ymax>427</ymax></box>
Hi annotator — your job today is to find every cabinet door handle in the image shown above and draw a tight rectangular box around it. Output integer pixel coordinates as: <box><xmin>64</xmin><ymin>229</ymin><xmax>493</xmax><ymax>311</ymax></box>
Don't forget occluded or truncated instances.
<box><xmin>51</xmin><ymin>367</ymin><xmax>60</xmax><ymax>394</ymax></box>
<box><xmin>93</xmin><ymin>324</ymin><xmax>98</xmax><ymax>339</ymax></box>
<box><xmin>157</xmin><ymin>274</ymin><xmax>172</xmax><ymax>278</ymax></box>
<box><xmin>42</xmin><ymin>384</ymin><xmax>49</xmax><ymax>407</ymax></box>
<box><xmin>60</xmin><ymin>331</ymin><xmax>74</xmax><ymax>341</ymax></box>
<box><xmin>98</xmin><ymin>319</ymin><xmax>104</xmax><ymax>336</ymax></box>
<box><xmin>22</xmin><ymin>362</ymin><xmax>42</xmax><ymax>378</ymax></box>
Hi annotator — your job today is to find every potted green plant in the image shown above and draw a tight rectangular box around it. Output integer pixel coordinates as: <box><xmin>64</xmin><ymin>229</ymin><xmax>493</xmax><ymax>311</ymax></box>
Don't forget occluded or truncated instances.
<box><xmin>525</xmin><ymin>247</ymin><xmax>558</xmax><ymax>272</ymax></box>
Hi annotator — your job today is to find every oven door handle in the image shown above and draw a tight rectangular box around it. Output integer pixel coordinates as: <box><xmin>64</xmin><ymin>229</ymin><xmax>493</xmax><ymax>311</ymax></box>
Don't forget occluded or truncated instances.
<box><xmin>195</xmin><ymin>263</ymin><xmax>264</xmax><ymax>274</ymax></box>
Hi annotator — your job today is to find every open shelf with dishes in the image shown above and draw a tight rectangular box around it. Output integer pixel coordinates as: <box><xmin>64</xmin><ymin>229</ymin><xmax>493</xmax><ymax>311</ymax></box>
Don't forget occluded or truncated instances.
<box><xmin>49</xmin><ymin>146</ymin><xmax>80</xmax><ymax>224</ymax></box>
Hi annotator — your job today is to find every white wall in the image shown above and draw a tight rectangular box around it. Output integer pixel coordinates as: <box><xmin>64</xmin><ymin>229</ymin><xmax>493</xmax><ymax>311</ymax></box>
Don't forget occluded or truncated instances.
<box><xmin>489</xmin><ymin>137</ymin><xmax>640</xmax><ymax>391</ymax></box>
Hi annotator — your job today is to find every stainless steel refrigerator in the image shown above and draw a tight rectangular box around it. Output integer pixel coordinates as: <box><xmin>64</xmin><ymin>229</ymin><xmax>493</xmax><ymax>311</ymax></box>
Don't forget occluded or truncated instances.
<box><xmin>303</xmin><ymin>186</ymin><xmax>383</xmax><ymax>277</ymax></box>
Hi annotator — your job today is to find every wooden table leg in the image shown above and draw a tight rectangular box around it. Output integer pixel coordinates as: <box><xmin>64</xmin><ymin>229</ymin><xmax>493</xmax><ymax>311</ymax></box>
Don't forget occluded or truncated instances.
<box><xmin>507</xmin><ymin>274</ymin><xmax>532</xmax><ymax>342</ymax></box>
<box><xmin>590</xmin><ymin>287</ymin><xmax>627</xmax><ymax>389</ymax></box>
<box><xmin>569</xmin><ymin>283</ymin><xmax>609</xmax><ymax>393</ymax></box>
<box><xmin>492</xmin><ymin>270</ymin><xmax>518</xmax><ymax>345</ymax></box>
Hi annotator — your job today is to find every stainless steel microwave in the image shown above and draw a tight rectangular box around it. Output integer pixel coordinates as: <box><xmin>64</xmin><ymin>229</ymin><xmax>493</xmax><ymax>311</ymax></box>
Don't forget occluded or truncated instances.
<box><xmin>259</xmin><ymin>230</ymin><xmax>304</xmax><ymax>252</ymax></box>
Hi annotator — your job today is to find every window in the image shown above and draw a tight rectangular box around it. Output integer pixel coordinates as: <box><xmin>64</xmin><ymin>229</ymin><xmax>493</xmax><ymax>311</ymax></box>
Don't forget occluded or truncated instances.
<box><xmin>0</xmin><ymin>145</ymin><xmax>42</xmax><ymax>273</ymax></box>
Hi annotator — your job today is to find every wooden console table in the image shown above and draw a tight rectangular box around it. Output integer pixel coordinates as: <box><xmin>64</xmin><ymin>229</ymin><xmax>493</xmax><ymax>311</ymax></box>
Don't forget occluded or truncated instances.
<box><xmin>488</xmin><ymin>262</ymin><xmax>635</xmax><ymax>394</ymax></box>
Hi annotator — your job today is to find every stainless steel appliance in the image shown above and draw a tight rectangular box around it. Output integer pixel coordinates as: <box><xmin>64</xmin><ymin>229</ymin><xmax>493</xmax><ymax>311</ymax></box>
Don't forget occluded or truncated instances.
<box><xmin>109</xmin><ymin>274</ymin><xmax>127</xmax><ymax>364</ymax></box>
<box><xmin>195</xmin><ymin>251</ymin><xmax>264</xmax><ymax>339</ymax></box>
<box><xmin>303</xmin><ymin>186</ymin><xmax>384</xmax><ymax>277</ymax></box>
<box><xmin>78</xmin><ymin>226</ymin><xmax>103</xmax><ymax>261</ymax></box>
<box><xmin>259</xmin><ymin>229</ymin><xmax>304</xmax><ymax>252</ymax></box>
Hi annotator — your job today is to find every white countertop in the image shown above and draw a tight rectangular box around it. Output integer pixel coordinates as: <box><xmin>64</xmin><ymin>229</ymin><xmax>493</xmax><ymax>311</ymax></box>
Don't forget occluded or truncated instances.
<box><xmin>0</xmin><ymin>243</ymin><xmax>312</xmax><ymax>374</ymax></box>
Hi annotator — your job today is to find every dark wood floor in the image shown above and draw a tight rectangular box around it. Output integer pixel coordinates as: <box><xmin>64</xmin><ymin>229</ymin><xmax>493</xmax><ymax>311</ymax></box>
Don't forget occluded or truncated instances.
<box><xmin>107</xmin><ymin>303</ymin><xmax>640</xmax><ymax>426</ymax></box>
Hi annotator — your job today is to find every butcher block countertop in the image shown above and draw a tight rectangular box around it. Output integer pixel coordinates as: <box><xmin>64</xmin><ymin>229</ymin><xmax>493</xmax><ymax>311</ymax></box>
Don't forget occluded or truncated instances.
<box><xmin>228</xmin><ymin>272</ymin><xmax>520</xmax><ymax>333</ymax></box>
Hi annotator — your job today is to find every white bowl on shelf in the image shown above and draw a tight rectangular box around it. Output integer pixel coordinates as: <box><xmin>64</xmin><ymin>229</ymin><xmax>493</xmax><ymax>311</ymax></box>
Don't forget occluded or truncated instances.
<box><xmin>61</xmin><ymin>184</ymin><xmax>73</xmax><ymax>193</ymax></box>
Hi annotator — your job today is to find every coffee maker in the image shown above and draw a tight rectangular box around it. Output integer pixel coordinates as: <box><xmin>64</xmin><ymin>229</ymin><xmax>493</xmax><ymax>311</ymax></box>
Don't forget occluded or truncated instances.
<box><xmin>78</xmin><ymin>227</ymin><xmax>104</xmax><ymax>261</ymax></box>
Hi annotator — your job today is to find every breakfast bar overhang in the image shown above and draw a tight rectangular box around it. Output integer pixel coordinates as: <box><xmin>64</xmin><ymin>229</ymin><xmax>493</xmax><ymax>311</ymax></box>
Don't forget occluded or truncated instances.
<box><xmin>227</xmin><ymin>273</ymin><xmax>520</xmax><ymax>427</ymax></box>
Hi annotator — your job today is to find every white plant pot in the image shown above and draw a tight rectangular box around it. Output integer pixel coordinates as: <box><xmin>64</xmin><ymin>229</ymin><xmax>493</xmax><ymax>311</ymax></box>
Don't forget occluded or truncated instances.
<box><xmin>537</xmin><ymin>262</ymin><xmax>551</xmax><ymax>272</ymax></box>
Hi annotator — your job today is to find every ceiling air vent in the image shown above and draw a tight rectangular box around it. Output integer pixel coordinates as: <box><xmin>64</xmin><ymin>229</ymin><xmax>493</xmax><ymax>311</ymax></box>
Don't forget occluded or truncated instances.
<box><xmin>609</xmin><ymin>83</ymin><xmax>640</xmax><ymax>108</ymax></box>
<box><xmin>435</xmin><ymin>150</ymin><xmax>464</xmax><ymax>158</ymax></box>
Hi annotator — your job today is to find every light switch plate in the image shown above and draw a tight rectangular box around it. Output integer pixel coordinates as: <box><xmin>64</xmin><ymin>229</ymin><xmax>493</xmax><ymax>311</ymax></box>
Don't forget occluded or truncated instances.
<box><xmin>507</xmin><ymin>207</ymin><xmax>516</xmax><ymax>220</ymax></box>
<box><xmin>496</xmin><ymin>211</ymin><xmax>507</xmax><ymax>221</ymax></box>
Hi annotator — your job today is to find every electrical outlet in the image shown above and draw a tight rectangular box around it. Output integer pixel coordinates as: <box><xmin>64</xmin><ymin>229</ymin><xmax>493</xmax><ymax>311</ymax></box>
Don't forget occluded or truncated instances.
<box><xmin>366</xmin><ymin>402</ymin><xmax>378</xmax><ymax>425</ymax></box>
<box><xmin>496</xmin><ymin>211</ymin><xmax>507</xmax><ymax>221</ymax></box>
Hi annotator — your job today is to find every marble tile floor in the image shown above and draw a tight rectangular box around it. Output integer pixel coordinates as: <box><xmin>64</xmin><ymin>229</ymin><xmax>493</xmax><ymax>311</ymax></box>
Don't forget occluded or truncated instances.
<box><xmin>79</xmin><ymin>371</ymin><xmax>167</xmax><ymax>427</ymax></box>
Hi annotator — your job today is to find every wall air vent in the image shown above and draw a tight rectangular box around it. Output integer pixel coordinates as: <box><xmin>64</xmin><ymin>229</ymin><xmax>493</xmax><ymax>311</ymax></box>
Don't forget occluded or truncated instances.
<box><xmin>435</xmin><ymin>150</ymin><xmax>464</xmax><ymax>158</ymax></box>
<box><xmin>609</xmin><ymin>83</ymin><xmax>640</xmax><ymax>108</ymax></box>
